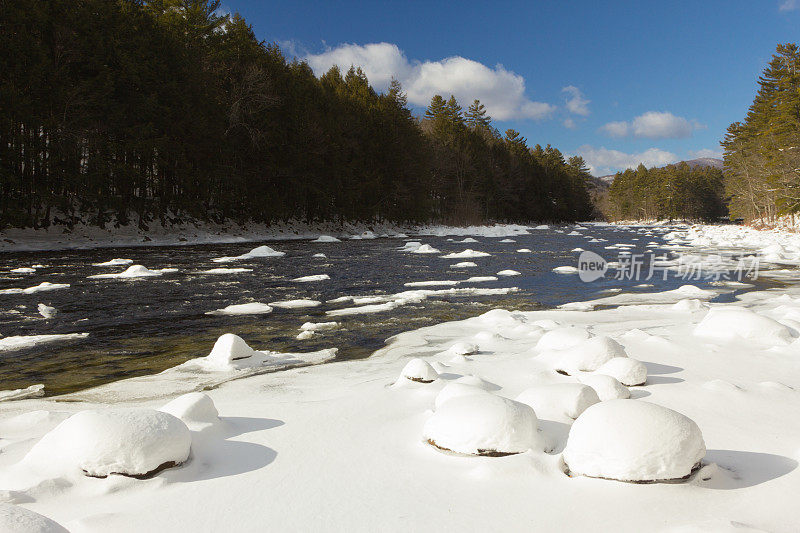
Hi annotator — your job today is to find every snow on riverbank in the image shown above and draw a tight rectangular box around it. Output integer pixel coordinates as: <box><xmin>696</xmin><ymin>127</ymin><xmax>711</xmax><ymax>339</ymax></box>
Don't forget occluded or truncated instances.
<box><xmin>2</xmin><ymin>223</ymin><xmax>800</xmax><ymax>531</ymax></box>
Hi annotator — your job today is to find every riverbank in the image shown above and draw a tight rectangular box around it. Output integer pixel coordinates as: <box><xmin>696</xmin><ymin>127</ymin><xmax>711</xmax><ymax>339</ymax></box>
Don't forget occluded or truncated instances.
<box><xmin>0</xmin><ymin>218</ymin><xmax>538</xmax><ymax>253</ymax></box>
<box><xmin>1</xmin><ymin>223</ymin><xmax>800</xmax><ymax>531</ymax></box>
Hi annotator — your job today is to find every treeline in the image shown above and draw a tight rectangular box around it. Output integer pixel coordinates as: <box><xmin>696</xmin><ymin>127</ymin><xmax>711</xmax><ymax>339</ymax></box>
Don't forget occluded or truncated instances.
<box><xmin>0</xmin><ymin>0</ymin><xmax>593</xmax><ymax>229</ymax></box>
<box><xmin>722</xmin><ymin>43</ymin><xmax>800</xmax><ymax>224</ymax></box>
<box><xmin>606</xmin><ymin>163</ymin><xmax>726</xmax><ymax>221</ymax></box>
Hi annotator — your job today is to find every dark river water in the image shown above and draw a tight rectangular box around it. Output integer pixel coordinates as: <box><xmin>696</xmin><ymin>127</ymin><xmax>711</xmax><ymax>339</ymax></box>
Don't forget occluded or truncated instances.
<box><xmin>0</xmin><ymin>224</ymin><xmax>771</xmax><ymax>395</ymax></box>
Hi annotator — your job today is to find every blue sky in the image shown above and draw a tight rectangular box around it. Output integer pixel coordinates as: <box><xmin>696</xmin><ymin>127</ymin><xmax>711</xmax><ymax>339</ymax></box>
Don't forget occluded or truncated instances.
<box><xmin>221</xmin><ymin>0</ymin><xmax>800</xmax><ymax>175</ymax></box>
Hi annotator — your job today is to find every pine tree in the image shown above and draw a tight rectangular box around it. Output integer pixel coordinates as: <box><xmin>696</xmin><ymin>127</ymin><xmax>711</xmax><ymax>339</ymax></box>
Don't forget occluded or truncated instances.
<box><xmin>465</xmin><ymin>99</ymin><xmax>491</xmax><ymax>129</ymax></box>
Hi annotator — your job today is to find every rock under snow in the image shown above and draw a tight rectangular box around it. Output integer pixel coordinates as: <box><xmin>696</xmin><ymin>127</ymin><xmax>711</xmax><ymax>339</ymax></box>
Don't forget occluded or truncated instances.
<box><xmin>578</xmin><ymin>374</ymin><xmax>631</xmax><ymax>401</ymax></box>
<box><xmin>562</xmin><ymin>400</ymin><xmax>705</xmax><ymax>482</ymax></box>
<box><xmin>313</xmin><ymin>235</ymin><xmax>341</xmax><ymax>242</ymax></box>
<box><xmin>212</xmin><ymin>245</ymin><xmax>285</xmax><ymax>262</ymax></box>
<box><xmin>594</xmin><ymin>357</ymin><xmax>648</xmax><ymax>386</ymax></box>
<box><xmin>0</xmin><ymin>503</ymin><xmax>68</xmax><ymax>533</ymax></box>
<box><xmin>411</xmin><ymin>244</ymin><xmax>440</xmax><ymax>254</ymax></box>
<box><xmin>399</xmin><ymin>358</ymin><xmax>439</xmax><ymax>383</ymax></box>
<box><xmin>450</xmin><ymin>261</ymin><xmax>478</xmax><ymax>268</ymax></box>
<box><xmin>515</xmin><ymin>384</ymin><xmax>600</xmax><ymax>419</ymax></box>
<box><xmin>694</xmin><ymin>307</ymin><xmax>794</xmax><ymax>345</ymax></box>
<box><xmin>37</xmin><ymin>303</ymin><xmax>56</xmax><ymax>318</ymax></box>
<box><xmin>23</xmin><ymin>408</ymin><xmax>191</xmax><ymax>478</ymax></box>
<box><xmin>423</xmin><ymin>394</ymin><xmax>542</xmax><ymax>455</ymax></box>
<box><xmin>551</xmin><ymin>336</ymin><xmax>627</xmax><ymax>374</ymax></box>
<box><xmin>434</xmin><ymin>382</ymin><xmax>492</xmax><ymax>410</ymax></box>
<box><xmin>536</xmin><ymin>327</ymin><xmax>591</xmax><ymax>351</ymax></box>
<box><xmin>206</xmin><ymin>333</ymin><xmax>257</xmax><ymax>367</ymax></box>
<box><xmin>159</xmin><ymin>392</ymin><xmax>220</xmax><ymax>430</ymax></box>
<box><xmin>447</xmin><ymin>341</ymin><xmax>479</xmax><ymax>355</ymax></box>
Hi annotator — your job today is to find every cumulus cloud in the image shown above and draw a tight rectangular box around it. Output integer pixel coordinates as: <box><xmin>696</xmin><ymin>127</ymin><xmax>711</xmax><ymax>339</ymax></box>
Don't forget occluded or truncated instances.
<box><xmin>562</xmin><ymin>86</ymin><xmax>590</xmax><ymax>116</ymax></box>
<box><xmin>563</xmin><ymin>118</ymin><xmax>577</xmax><ymax>129</ymax></box>
<box><xmin>575</xmin><ymin>145</ymin><xmax>678</xmax><ymax>175</ymax></box>
<box><xmin>779</xmin><ymin>0</ymin><xmax>798</xmax><ymax>11</ymax></box>
<box><xmin>600</xmin><ymin>111</ymin><xmax>704</xmax><ymax>139</ymax></box>
<box><xmin>305</xmin><ymin>42</ymin><xmax>555</xmax><ymax>120</ymax></box>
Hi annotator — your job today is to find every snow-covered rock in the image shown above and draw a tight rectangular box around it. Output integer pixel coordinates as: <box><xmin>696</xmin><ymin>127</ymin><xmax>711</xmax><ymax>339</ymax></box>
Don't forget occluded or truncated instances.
<box><xmin>313</xmin><ymin>235</ymin><xmax>341</xmax><ymax>242</ymax></box>
<box><xmin>516</xmin><ymin>248</ymin><xmax>532</xmax><ymax>253</ymax></box>
<box><xmin>515</xmin><ymin>384</ymin><xmax>600</xmax><ymax>419</ymax></box>
<box><xmin>300</xmin><ymin>321</ymin><xmax>338</xmax><ymax>332</ymax></box>
<box><xmin>694</xmin><ymin>307</ymin><xmax>794</xmax><ymax>345</ymax></box>
<box><xmin>497</xmin><ymin>270</ymin><xmax>521</xmax><ymax>276</ymax></box>
<box><xmin>0</xmin><ymin>334</ymin><xmax>88</xmax><ymax>352</ymax></box>
<box><xmin>268</xmin><ymin>299</ymin><xmax>321</xmax><ymax>309</ymax></box>
<box><xmin>536</xmin><ymin>327</ymin><xmax>591</xmax><ymax>351</ymax></box>
<box><xmin>92</xmin><ymin>258</ymin><xmax>133</xmax><ymax>267</ymax></box>
<box><xmin>0</xmin><ymin>282</ymin><xmax>70</xmax><ymax>295</ymax></box>
<box><xmin>23</xmin><ymin>408</ymin><xmax>191</xmax><ymax>478</ymax></box>
<box><xmin>450</xmin><ymin>261</ymin><xmax>478</xmax><ymax>268</ymax></box>
<box><xmin>212</xmin><ymin>245</ymin><xmax>285</xmax><ymax>262</ymax></box>
<box><xmin>423</xmin><ymin>394</ymin><xmax>542</xmax><ymax>455</ymax></box>
<box><xmin>447</xmin><ymin>341</ymin><xmax>479</xmax><ymax>355</ymax></box>
<box><xmin>553</xmin><ymin>266</ymin><xmax>579</xmax><ymax>274</ymax></box>
<box><xmin>0</xmin><ymin>384</ymin><xmax>45</xmax><ymax>402</ymax></box>
<box><xmin>577</xmin><ymin>374</ymin><xmax>631</xmax><ymax>401</ymax></box>
<box><xmin>399</xmin><ymin>358</ymin><xmax>439</xmax><ymax>383</ymax></box>
<box><xmin>0</xmin><ymin>503</ymin><xmax>68</xmax><ymax>532</ymax></box>
<box><xmin>292</xmin><ymin>274</ymin><xmax>330</xmax><ymax>282</ymax></box>
<box><xmin>88</xmin><ymin>265</ymin><xmax>177</xmax><ymax>279</ymax></box>
<box><xmin>594</xmin><ymin>357</ymin><xmax>648</xmax><ymax>386</ymax></box>
<box><xmin>206</xmin><ymin>302</ymin><xmax>273</xmax><ymax>315</ymax></box>
<box><xmin>434</xmin><ymin>382</ymin><xmax>492</xmax><ymax>410</ymax></box>
<box><xmin>550</xmin><ymin>336</ymin><xmax>627</xmax><ymax>374</ymax></box>
<box><xmin>411</xmin><ymin>244</ymin><xmax>441</xmax><ymax>254</ymax></box>
<box><xmin>563</xmin><ymin>400</ymin><xmax>705</xmax><ymax>482</ymax></box>
<box><xmin>440</xmin><ymin>249</ymin><xmax>491</xmax><ymax>259</ymax></box>
<box><xmin>37</xmin><ymin>303</ymin><xmax>57</xmax><ymax>319</ymax></box>
<box><xmin>206</xmin><ymin>333</ymin><xmax>257</xmax><ymax>367</ymax></box>
<box><xmin>159</xmin><ymin>392</ymin><xmax>220</xmax><ymax>430</ymax></box>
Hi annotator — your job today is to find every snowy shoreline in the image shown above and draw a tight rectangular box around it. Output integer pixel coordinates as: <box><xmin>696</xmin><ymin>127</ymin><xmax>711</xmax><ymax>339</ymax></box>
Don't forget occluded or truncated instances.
<box><xmin>0</xmin><ymin>219</ymin><xmax>537</xmax><ymax>253</ymax></box>
<box><xmin>2</xmin><ymin>223</ymin><xmax>800</xmax><ymax>531</ymax></box>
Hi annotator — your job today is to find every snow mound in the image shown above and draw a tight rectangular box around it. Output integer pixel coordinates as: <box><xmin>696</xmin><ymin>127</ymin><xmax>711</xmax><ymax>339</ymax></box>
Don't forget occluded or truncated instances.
<box><xmin>551</xmin><ymin>336</ymin><xmax>627</xmax><ymax>374</ymax></box>
<box><xmin>497</xmin><ymin>270</ymin><xmax>521</xmax><ymax>276</ymax></box>
<box><xmin>563</xmin><ymin>400</ymin><xmax>705</xmax><ymax>482</ymax></box>
<box><xmin>92</xmin><ymin>258</ymin><xmax>133</xmax><ymax>267</ymax></box>
<box><xmin>159</xmin><ymin>392</ymin><xmax>219</xmax><ymax>430</ymax></box>
<box><xmin>672</xmin><ymin>299</ymin><xmax>709</xmax><ymax>312</ymax></box>
<box><xmin>23</xmin><ymin>408</ymin><xmax>191</xmax><ymax>478</ymax></box>
<box><xmin>313</xmin><ymin>235</ymin><xmax>341</xmax><ymax>242</ymax></box>
<box><xmin>292</xmin><ymin>274</ymin><xmax>330</xmax><ymax>282</ymax></box>
<box><xmin>447</xmin><ymin>341</ymin><xmax>479</xmax><ymax>355</ymax></box>
<box><xmin>312</xmin><ymin>253</ymin><xmax>326</xmax><ymax>258</ymax></box>
<box><xmin>440</xmin><ymin>249</ymin><xmax>491</xmax><ymax>259</ymax></box>
<box><xmin>536</xmin><ymin>327</ymin><xmax>591</xmax><ymax>351</ymax></box>
<box><xmin>434</xmin><ymin>382</ymin><xmax>492</xmax><ymax>410</ymax></box>
<box><xmin>595</xmin><ymin>357</ymin><xmax>648</xmax><ymax>386</ymax></box>
<box><xmin>423</xmin><ymin>394</ymin><xmax>542</xmax><ymax>455</ymax></box>
<box><xmin>206</xmin><ymin>302</ymin><xmax>273</xmax><ymax>316</ymax></box>
<box><xmin>212</xmin><ymin>245</ymin><xmax>285</xmax><ymax>262</ymax></box>
<box><xmin>578</xmin><ymin>374</ymin><xmax>631</xmax><ymax>401</ymax></box>
<box><xmin>0</xmin><ymin>503</ymin><xmax>68</xmax><ymax>533</ymax></box>
<box><xmin>553</xmin><ymin>266</ymin><xmax>579</xmax><ymax>274</ymax></box>
<box><xmin>516</xmin><ymin>248</ymin><xmax>532</xmax><ymax>253</ymax></box>
<box><xmin>516</xmin><ymin>384</ymin><xmax>600</xmax><ymax>419</ymax></box>
<box><xmin>411</xmin><ymin>244</ymin><xmax>440</xmax><ymax>254</ymax></box>
<box><xmin>694</xmin><ymin>307</ymin><xmax>794</xmax><ymax>345</ymax></box>
<box><xmin>88</xmin><ymin>265</ymin><xmax>177</xmax><ymax>279</ymax></box>
<box><xmin>0</xmin><ymin>333</ymin><xmax>88</xmax><ymax>352</ymax></box>
<box><xmin>449</xmin><ymin>261</ymin><xmax>478</xmax><ymax>268</ymax></box>
<box><xmin>400</xmin><ymin>358</ymin><xmax>439</xmax><ymax>383</ymax></box>
<box><xmin>399</xmin><ymin>241</ymin><xmax>422</xmax><ymax>251</ymax></box>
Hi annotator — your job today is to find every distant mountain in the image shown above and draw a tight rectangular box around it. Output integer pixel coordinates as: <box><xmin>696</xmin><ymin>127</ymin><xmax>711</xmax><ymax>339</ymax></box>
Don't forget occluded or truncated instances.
<box><xmin>592</xmin><ymin>157</ymin><xmax>724</xmax><ymax>188</ymax></box>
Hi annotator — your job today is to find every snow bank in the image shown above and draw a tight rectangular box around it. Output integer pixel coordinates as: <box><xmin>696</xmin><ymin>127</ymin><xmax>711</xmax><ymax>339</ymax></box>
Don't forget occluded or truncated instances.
<box><xmin>515</xmin><ymin>384</ymin><xmax>599</xmax><ymax>419</ymax></box>
<box><xmin>206</xmin><ymin>302</ymin><xmax>273</xmax><ymax>316</ymax></box>
<box><xmin>88</xmin><ymin>265</ymin><xmax>177</xmax><ymax>279</ymax></box>
<box><xmin>212</xmin><ymin>245</ymin><xmax>285</xmax><ymax>263</ymax></box>
<box><xmin>423</xmin><ymin>394</ymin><xmax>542</xmax><ymax>455</ymax></box>
<box><xmin>0</xmin><ymin>333</ymin><xmax>88</xmax><ymax>352</ymax></box>
<box><xmin>22</xmin><ymin>408</ymin><xmax>191</xmax><ymax>478</ymax></box>
<box><xmin>0</xmin><ymin>384</ymin><xmax>45</xmax><ymax>402</ymax></box>
<box><xmin>563</xmin><ymin>400</ymin><xmax>705</xmax><ymax>482</ymax></box>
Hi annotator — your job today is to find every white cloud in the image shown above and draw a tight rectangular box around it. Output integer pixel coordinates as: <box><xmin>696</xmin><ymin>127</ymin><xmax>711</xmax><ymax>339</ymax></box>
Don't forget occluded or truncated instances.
<box><xmin>600</xmin><ymin>111</ymin><xmax>703</xmax><ymax>139</ymax></box>
<box><xmin>305</xmin><ymin>42</ymin><xmax>555</xmax><ymax>120</ymax></box>
<box><xmin>780</xmin><ymin>0</ymin><xmax>798</xmax><ymax>11</ymax></box>
<box><xmin>563</xmin><ymin>118</ymin><xmax>577</xmax><ymax>129</ymax></box>
<box><xmin>575</xmin><ymin>145</ymin><xmax>678</xmax><ymax>175</ymax></box>
<box><xmin>688</xmin><ymin>148</ymin><xmax>723</xmax><ymax>159</ymax></box>
<box><xmin>562</xmin><ymin>86</ymin><xmax>590</xmax><ymax>116</ymax></box>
